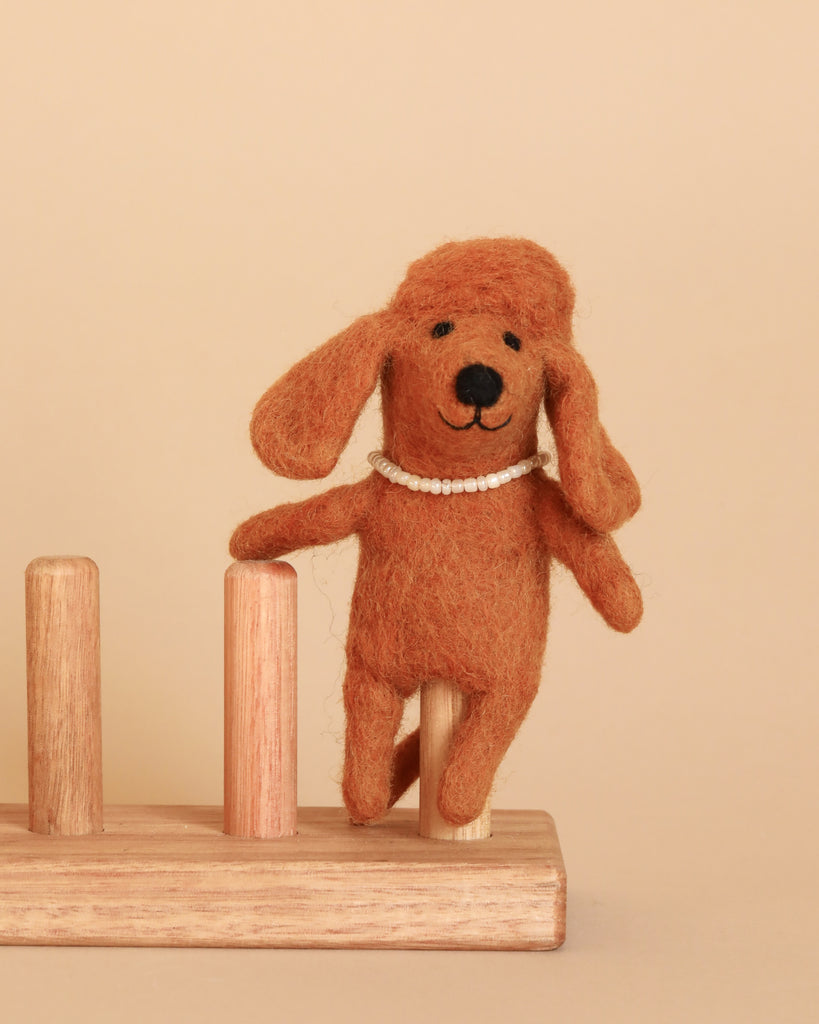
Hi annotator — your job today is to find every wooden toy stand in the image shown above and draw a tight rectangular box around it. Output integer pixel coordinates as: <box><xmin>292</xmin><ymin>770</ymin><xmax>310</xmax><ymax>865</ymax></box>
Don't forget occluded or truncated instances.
<box><xmin>0</xmin><ymin>558</ymin><xmax>566</xmax><ymax>950</ymax></box>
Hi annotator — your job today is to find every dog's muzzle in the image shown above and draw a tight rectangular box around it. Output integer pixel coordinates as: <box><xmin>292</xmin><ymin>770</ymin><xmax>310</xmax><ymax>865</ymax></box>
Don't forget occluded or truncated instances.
<box><xmin>439</xmin><ymin>364</ymin><xmax>511</xmax><ymax>432</ymax></box>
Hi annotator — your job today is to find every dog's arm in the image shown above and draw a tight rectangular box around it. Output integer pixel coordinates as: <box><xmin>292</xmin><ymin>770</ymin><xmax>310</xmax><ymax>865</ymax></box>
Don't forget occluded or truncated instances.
<box><xmin>229</xmin><ymin>478</ymin><xmax>375</xmax><ymax>561</ymax></box>
<box><xmin>533</xmin><ymin>474</ymin><xmax>643</xmax><ymax>632</ymax></box>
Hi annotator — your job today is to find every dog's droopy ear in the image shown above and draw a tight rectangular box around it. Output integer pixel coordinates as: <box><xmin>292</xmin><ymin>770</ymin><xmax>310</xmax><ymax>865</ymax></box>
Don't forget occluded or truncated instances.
<box><xmin>545</xmin><ymin>346</ymin><xmax>641</xmax><ymax>533</ymax></box>
<box><xmin>250</xmin><ymin>314</ymin><xmax>389</xmax><ymax>479</ymax></box>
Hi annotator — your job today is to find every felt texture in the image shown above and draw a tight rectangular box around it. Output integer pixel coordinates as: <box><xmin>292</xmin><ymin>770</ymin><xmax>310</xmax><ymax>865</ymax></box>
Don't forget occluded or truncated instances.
<box><xmin>230</xmin><ymin>237</ymin><xmax>642</xmax><ymax>826</ymax></box>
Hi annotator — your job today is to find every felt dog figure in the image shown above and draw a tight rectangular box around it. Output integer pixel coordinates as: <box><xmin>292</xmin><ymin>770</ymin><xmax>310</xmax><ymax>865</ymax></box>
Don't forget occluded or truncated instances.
<box><xmin>230</xmin><ymin>238</ymin><xmax>642</xmax><ymax>827</ymax></box>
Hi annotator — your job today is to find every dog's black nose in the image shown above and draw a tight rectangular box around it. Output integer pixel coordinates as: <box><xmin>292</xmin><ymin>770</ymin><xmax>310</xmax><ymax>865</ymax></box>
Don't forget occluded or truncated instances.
<box><xmin>455</xmin><ymin>364</ymin><xmax>504</xmax><ymax>408</ymax></box>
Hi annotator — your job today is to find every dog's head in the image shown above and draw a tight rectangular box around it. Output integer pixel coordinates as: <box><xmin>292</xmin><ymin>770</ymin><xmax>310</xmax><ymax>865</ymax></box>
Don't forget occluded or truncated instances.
<box><xmin>251</xmin><ymin>238</ymin><xmax>639</xmax><ymax>532</ymax></box>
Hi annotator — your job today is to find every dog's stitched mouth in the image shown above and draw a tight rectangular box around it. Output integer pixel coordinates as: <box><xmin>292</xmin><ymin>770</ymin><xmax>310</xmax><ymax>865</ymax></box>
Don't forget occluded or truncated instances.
<box><xmin>438</xmin><ymin>408</ymin><xmax>512</xmax><ymax>432</ymax></box>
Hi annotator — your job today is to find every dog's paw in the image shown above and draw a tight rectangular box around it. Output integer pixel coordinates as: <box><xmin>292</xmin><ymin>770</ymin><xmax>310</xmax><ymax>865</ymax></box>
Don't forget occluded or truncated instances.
<box><xmin>228</xmin><ymin>513</ymin><xmax>286</xmax><ymax>562</ymax></box>
<box><xmin>342</xmin><ymin>774</ymin><xmax>391</xmax><ymax>826</ymax></box>
<box><xmin>605</xmin><ymin>571</ymin><xmax>643</xmax><ymax>633</ymax></box>
<box><xmin>228</xmin><ymin>519</ymin><xmax>259</xmax><ymax>560</ymax></box>
<box><xmin>438</xmin><ymin>774</ymin><xmax>490</xmax><ymax>828</ymax></box>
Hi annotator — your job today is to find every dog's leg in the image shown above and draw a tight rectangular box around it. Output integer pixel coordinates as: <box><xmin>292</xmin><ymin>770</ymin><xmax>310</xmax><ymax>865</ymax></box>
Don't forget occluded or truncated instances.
<box><xmin>437</xmin><ymin>681</ymin><xmax>538</xmax><ymax>827</ymax></box>
<box><xmin>341</xmin><ymin>665</ymin><xmax>404</xmax><ymax>825</ymax></box>
<box><xmin>387</xmin><ymin>728</ymin><xmax>421</xmax><ymax>808</ymax></box>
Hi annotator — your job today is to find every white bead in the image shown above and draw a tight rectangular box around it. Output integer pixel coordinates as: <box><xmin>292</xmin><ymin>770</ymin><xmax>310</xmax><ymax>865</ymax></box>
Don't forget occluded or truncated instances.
<box><xmin>429</xmin><ymin>478</ymin><xmax>442</xmax><ymax>494</ymax></box>
<box><xmin>397</xmin><ymin>471</ymin><xmax>411</xmax><ymax>485</ymax></box>
<box><xmin>464</xmin><ymin>478</ymin><xmax>478</xmax><ymax>493</ymax></box>
<box><xmin>407</xmin><ymin>475</ymin><xmax>420</xmax><ymax>491</ymax></box>
<box><xmin>441</xmin><ymin>479</ymin><xmax>452</xmax><ymax>495</ymax></box>
<box><xmin>476</xmin><ymin>476</ymin><xmax>488</xmax><ymax>491</ymax></box>
<box><xmin>451</xmin><ymin>479</ymin><xmax>465</xmax><ymax>493</ymax></box>
<box><xmin>509</xmin><ymin>464</ymin><xmax>524</xmax><ymax>478</ymax></box>
<box><xmin>419</xmin><ymin>478</ymin><xmax>431</xmax><ymax>492</ymax></box>
<box><xmin>486</xmin><ymin>472</ymin><xmax>500</xmax><ymax>489</ymax></box>
<box><xmin>498</xmin><ymin>469</ymin><xmax>512</xmax><ymax>484</ymax></box>
<box><xmin>388</xmin><ymin>466</ymin><xmax>401</xmax><ymax>482</ymax></box>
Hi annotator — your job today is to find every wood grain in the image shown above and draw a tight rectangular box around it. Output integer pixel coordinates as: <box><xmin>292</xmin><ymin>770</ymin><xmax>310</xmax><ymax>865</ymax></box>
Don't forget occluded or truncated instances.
<box><xmin>419</xmin><ymin>679</ymin><xmax>491</xmax><ymax>840</ymax></box>
<box><xmin>25</xmin><ymin>556</ymin><xmax>103</xmax><ymax>835</ymax></box>
<box><xmin>0</xmin><ymin>805</ymin><xmax>566</xmax><ymax>950</ymax></box>
<box><xmin>224</xmin><ymin>561</ymin><xmax>297</xmax><ymax>838</ymax></box>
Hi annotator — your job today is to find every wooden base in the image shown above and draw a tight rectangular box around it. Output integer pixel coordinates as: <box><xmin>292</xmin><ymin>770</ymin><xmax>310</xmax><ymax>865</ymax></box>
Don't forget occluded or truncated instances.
<box><xmin>0</xmin><ymin>804</ymin><xmax>565</xmax><ymax>950</ymax></box>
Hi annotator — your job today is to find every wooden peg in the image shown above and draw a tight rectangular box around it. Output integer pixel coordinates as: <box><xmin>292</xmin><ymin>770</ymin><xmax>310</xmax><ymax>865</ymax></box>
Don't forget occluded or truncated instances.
<box><xmin>25</xmin><ymin>556</ymin><xmax>103</xmax><ymax>835</ymax></box>
<box><xmin>419</xmin><ymin>679</ymin><xmax>491</xmax><ymax>841</ymax></box>
<box><xmin>224</xmin><ymin>561</ymin><xmax>297</xmax><ymax>838</ymax></box>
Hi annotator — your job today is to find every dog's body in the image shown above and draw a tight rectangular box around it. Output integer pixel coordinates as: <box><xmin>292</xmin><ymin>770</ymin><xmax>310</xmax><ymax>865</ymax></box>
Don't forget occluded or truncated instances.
<box><xmin>230</xmin><ymin>238</ymin><xmax>642</xmax><ymax>826</ymax></box>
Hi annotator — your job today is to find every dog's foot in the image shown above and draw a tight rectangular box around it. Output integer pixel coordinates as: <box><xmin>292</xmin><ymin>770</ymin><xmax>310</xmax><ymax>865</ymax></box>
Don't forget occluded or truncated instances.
<box><xmin>342</xmin><ymin>773</ymin><xmax>391</xmax><ymax>826</ymax></box>
<box><xmin>437</xmin><ymin>771</ymin><xmax>490</xmax><ymax>828</ymax></box>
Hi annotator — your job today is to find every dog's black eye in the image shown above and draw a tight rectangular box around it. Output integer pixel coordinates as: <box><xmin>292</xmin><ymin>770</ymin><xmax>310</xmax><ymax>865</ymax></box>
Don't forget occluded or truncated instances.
<box><xmin>432</xmin><ymin>321</ymin><xmax>454</xmax><ymax>338</ymax></box>
<box><xmin>503</xmin><ymin>331</ymin><xmax>521</xmax><ymax>352</ymax></box>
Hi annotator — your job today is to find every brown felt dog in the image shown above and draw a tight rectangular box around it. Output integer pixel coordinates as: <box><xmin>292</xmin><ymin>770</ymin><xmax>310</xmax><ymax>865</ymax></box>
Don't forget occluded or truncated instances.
<box><xmin>230</xmin><ymin>238</ymin><xmax>642</xmax><ymax>826</ymax></box>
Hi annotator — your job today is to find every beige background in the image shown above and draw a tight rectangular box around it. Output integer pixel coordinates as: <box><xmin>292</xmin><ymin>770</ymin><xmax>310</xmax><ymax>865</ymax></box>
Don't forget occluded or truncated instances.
<box><xmin>1</xmin><ymin>2</ymin><xmax>817</xmax><ymax>1021</ymax></box>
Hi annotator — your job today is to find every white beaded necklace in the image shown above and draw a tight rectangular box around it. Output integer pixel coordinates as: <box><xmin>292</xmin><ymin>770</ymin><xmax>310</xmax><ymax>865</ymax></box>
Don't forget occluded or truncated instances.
<box><xmin>368</xmin><ymin>450</ymin><xmax>550</xmax><ymax>495</ymax></box>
